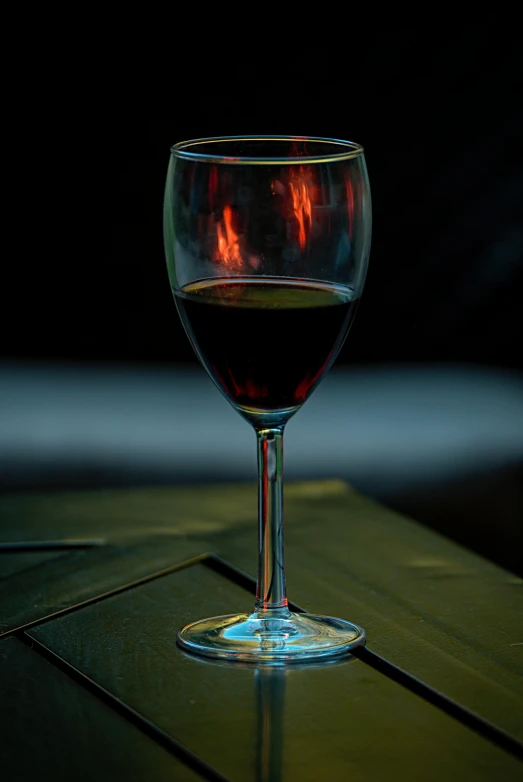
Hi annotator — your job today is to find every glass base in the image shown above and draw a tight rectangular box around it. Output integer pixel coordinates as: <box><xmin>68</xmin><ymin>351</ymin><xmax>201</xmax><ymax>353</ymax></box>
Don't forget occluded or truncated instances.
<box><xmin>177</xmin><ymin>610</ymin><xmax>365</xmax><ymax>664</ymax></box>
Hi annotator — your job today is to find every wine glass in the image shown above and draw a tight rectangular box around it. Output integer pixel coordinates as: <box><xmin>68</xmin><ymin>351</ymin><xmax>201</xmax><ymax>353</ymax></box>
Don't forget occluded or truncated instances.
<box><xmin>163</xmin><ymin>135</ymin><xmax>371</xmax><ymax>663</ymax></box>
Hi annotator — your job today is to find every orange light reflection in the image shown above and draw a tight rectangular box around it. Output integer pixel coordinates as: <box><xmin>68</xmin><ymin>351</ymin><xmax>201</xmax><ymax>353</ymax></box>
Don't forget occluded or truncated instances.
<box><xmin>215</xmin><ymin>205</ymin><xmax>243</xmax><ymax>270</ymax></box>
<box><xmin>344</xmin><ymin>173</ymin><xmax>355</xmax><ymax>239</ymax></box>
<box><xmin>289</xmin><ymin>167</ymin><xmax>313</xmax><ymax>251</ymax></box>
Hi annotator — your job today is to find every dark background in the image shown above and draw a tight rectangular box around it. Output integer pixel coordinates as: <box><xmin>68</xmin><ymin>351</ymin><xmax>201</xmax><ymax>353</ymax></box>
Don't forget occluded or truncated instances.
<box><xmin>1</xmin><ymin>27</ymin><xmax>522</xmax><ymax>576</ymax></box>
<box><xmin>5</xmin><ymin>27</ymin><xmax>522</xmax><ymax>371</ymax></box>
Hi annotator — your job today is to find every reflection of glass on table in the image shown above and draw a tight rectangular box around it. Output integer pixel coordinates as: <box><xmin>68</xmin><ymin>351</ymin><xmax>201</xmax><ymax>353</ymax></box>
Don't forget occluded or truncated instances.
<box><xmin>256</xmin><ymin>666</ymin><xmax>286</xmax><ymax>782</ymax></box>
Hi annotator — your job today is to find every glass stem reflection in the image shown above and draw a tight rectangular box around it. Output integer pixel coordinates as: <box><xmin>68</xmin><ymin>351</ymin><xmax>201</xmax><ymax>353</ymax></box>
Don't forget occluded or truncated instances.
<box><xmin>255</xmin><ymin>427</ymin><xmax>290</xmax><ymax>615</ymax></box>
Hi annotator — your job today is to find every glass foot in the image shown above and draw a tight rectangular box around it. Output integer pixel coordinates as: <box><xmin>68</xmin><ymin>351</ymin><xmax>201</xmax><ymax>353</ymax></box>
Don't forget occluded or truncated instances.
<box><xmin>177</xmin><ymin>610</ymin><xmax>365</xmax><ymax>664</ymax></box>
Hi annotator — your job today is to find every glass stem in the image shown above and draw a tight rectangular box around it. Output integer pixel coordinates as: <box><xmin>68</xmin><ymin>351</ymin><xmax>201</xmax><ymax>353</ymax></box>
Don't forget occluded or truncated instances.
<box><xmin>255</xmin><ymin>426</ymin><xmax>290</xmax><ymax>615</ymax></box>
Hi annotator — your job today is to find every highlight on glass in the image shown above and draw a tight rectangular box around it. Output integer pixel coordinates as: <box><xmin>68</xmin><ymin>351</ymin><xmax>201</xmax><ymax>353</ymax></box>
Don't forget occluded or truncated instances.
<box><xmin>164</xmin><ymin>136</ymin><xmax>371</xmax><ymax>663</ymax></box>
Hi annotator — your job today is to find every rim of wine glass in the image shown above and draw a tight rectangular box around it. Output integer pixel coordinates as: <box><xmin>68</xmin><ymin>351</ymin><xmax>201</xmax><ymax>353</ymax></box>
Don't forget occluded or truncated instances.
<box><xmin>170</xmin><ymin>135</ymin><xmax>364</xmax><ymax>165</ymax></box>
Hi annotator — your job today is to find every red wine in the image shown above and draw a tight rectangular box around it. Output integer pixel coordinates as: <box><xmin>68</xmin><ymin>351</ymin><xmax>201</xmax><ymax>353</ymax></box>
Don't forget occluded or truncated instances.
<box><xmin>175</xmin><ymin>278</ymin><xmax>358</xmax><ymax>415</ymax></box>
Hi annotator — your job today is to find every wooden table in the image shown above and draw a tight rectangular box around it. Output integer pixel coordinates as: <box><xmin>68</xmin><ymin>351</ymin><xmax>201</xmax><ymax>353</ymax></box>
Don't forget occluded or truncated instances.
<box><xmin>0</xmin><ymin>480</ymin><xmax>522</xmax><ymax>781</ymax></box>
